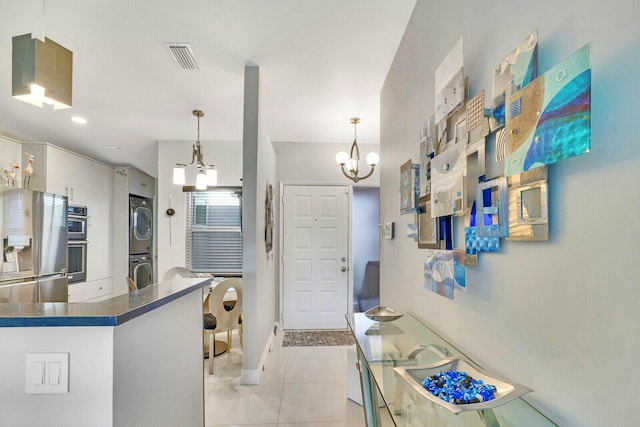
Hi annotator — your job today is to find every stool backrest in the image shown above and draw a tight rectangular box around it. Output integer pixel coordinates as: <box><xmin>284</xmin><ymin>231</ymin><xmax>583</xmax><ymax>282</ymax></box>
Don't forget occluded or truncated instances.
<box><xmin>208</xmin><ymin>278</ymin><xmax>243</xmax><ymax>333</ymax></box>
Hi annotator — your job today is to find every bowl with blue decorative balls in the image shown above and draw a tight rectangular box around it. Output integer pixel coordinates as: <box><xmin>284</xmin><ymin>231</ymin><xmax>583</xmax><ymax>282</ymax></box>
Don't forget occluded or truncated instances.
<box><xmin>393</xmin><ymin>356</ymin><xmax>532</xmax><ymax>414</ymax></box>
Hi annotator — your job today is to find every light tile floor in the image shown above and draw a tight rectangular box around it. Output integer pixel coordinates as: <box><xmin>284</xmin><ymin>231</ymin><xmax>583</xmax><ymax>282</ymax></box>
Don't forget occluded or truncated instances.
<box><xmin>204</xmin><ymin>330</ymin><xmax>367</xmax><ymax>427</ymax></box>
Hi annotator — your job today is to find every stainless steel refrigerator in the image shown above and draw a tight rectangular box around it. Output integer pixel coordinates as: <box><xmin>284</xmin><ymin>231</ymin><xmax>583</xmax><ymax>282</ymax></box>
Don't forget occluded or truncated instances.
<box><xmin>0</xmin><ymin>189</ymin><xmax>68</xmax><ymax>303</ymax></box>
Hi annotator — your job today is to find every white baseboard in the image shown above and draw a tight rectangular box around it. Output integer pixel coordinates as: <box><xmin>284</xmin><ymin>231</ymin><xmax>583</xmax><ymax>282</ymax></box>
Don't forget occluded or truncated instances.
<box><xmin>240</xmin><ymin>321</ymin><xmax>279</xmax><ymax>385</ymax></box>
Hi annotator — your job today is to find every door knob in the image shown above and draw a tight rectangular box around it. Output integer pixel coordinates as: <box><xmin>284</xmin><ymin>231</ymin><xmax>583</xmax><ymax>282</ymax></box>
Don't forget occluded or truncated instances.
<box><xmin>341</xmin><ymin>266</ymin><xmax>347</xmax><ymax>272</ymax></box>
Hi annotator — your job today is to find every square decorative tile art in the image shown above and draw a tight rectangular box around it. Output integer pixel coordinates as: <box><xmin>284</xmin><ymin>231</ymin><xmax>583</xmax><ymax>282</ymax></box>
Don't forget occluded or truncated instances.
<box><xmin>465</xmin><ymin>226</ymin><xmax>500</xmax><ymax>255</ymax></box>
<box><xmin>507</xmin><ymin>166</ymin><xmax>549</xmax><ymax>241</ymax></box>
<box><xmin>475</xmin><ymin>177</ymin><xmax>509</xmax><ymax>238</ymax></box>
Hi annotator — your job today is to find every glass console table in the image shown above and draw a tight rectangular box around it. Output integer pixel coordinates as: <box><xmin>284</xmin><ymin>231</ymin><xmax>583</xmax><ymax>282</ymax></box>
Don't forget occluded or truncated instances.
<box><xmin>346</xmin><ymin>312</ymin><xmax>557</xmax><ymax>427</ymax></box>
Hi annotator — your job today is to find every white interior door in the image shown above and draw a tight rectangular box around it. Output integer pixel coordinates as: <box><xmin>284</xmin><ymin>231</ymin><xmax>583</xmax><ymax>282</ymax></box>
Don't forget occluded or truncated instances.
<box><xmin>283</xmin><ymin>185</ymin><xmax>350</xmax><ymax>330</ymax></box>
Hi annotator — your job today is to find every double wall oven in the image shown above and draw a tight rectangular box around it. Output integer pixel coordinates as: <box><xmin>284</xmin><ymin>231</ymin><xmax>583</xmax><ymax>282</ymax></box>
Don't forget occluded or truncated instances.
<box><xmin>67</xmin><ymin>205</ymin><xmax>87</xmax><ymax>284</ymax></box>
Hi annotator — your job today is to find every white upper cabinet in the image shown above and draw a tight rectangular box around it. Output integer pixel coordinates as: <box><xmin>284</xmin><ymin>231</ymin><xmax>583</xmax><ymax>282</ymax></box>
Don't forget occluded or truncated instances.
<box><xmin>23</xmin><ymin>143</ymin><xmax>114</xmax><ymax>284</ymax></box>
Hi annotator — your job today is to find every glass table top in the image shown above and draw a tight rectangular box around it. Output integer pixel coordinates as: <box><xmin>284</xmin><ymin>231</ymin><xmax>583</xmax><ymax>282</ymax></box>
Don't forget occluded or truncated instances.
<box><xmin>346</xmin><ymin>312</ymin><xmax>557</xmax><ymax>427</ymax></box>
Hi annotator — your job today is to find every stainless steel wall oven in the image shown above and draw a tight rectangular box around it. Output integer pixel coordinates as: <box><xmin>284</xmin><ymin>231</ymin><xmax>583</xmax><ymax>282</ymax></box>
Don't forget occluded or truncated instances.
<box><xmin>67</xmin><ymin>240</ymin><xmax>87</xmax><ymax>284</ymax></box>
<box><xmin>68</xmin><ymin>205</ymin><xmax>88</xmax><ymax>241</ymax></box>
<box><xmin>67</xmin><ymin>205</ymin><xmax>88</xmax><ymax>284</ymax></box>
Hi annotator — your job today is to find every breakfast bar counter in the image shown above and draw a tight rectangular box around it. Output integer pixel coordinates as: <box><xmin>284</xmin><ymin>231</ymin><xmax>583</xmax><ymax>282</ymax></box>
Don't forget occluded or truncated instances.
<box><xmin>0</xmin><ymin>277</ymin><xmax>209</xmax><ymax>327</ymax></box>
<box><xmin>0</xmin><ymin>277</ymin><xmax>208</xmax><ymax>427</ymax></box>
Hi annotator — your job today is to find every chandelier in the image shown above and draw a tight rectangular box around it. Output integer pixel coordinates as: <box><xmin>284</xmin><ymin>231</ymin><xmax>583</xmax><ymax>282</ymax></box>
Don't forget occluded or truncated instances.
<box><xmin>172</xmin><ymin>110</ymin><xmax>217</xmax><ymax>190</ymax></box>
<box><xmin>335</xmin><ymin>117</ymin><xmax>379</xmax><ymax>183</ymax></box>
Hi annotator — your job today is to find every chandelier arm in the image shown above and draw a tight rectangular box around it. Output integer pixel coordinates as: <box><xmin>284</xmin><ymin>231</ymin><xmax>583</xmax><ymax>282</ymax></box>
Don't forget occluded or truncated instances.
<box><xmin>195</xmin><ymin>141</ymin><xmax>206</xmax><ymax>167</ymax></box>
<box><xmin>349</xmin><ymin>138</ymin><xmax>361</xmax><ymax>175</ymax></box>
<box><xmin>340</xmin><ymin>164</ymin><xmax>358</xmax><ymax>183</ymax></box>
<box><xmin>184</xmin><ymin>144</ymin><xmax>197</xmax><ymax>166</ymax></box>
<box><xmin>357</xmin><ymin>165</ymin><xmax>376</xmax><ymax>181</ymax></box>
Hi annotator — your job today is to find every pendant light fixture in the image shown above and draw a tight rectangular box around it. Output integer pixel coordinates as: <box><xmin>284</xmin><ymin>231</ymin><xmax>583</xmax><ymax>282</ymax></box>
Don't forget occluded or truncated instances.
<box><xmin>335</xmin><ymin>117</ymin><xmax>379</xmax><ymax>183</ymax></box>
<box><xmin>12</xmin><ymin>1</ymin><xmax>73</xmax><ymax>109</ymax></box>
<box><xmin>173</xmin><ymin>110</ymin><xmax>218</xmax><ymax>190</ymax></box>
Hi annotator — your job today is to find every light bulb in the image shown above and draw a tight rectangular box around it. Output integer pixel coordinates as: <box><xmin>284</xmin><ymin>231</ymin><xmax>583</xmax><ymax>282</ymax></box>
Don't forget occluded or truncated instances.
<box><xmin>347</xmin><ymin>158</ymin><xmax>357</xmax><ymax>171</ymax></box>
<box><xmin>366</xmin><ymin>152</ymin><xmax>380</xmax><ymax>166</ymax></box>
<box><xmin>173</xmin><ymin>167</ymin><xmax>186</xmax><ymax>185</ymax></box>
<box><xmin>206</xmin><ymin>168</ymin><xmax>218</xmax><ymax>186</ymax></box>
<box><xmin>336</xmin><ymin>151</ymin><xmax>349</xmax><ymax>165</ymax></box>
<box><xmin>195</xmin><ymin>172</ymin><xmax>207</xmax><ymax>190</ymax></box>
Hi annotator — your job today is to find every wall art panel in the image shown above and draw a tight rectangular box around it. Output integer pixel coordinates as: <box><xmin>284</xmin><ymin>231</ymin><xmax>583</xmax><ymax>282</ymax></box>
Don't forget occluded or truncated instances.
<box><xmin>424</xmin><ymin>249</ymin><xmax>454</xmax><ymax>299</ymax></box>
<box><xmin>467</xmin><ymin>90</ymin><xmax>486</xmax><ymax>131</ymax></box>
<box><xmin>507</xmin><ymin>166</ymin><xmax>549</xmax><ymax>241</ymax></box>
<box><xmin>504</xmin><ymin>43</ymin><xmax>591</xmax><ymax>176</ymax></box>
<box><xmin>417</xmin><ymin>195</ymin><xmax>439</xmax><ymax>249</ymax></box>
<box><xmin>431</xmin><ymin>143</ymin><xmax>466</xmax><ymax>217</ymax></box>
<box><xmin>435</xmin><ymin>36</ymin><xmax>464</xmax><ymax>124</ymax></box>
<box><xmin>453</xmin><ymin>249</ymin><xmax>466</xmax><ymax>290</ymax></box>
<box><xmin>465</xmin><ymin>138</ymin><xmax>486</xmax><ymax>209</ymax></box>
<box><xmin>419</xmin><ymin>118</ymin><xmax>435</xmax><ymax>197</ymax></box>
<box><xmin>465</xmin><ymin>226</ymin><xmax>500</xmax><ymax>254</ymax></box>
<box><xmin>476</xmin><ymin>177</ymin><xmax>509</xmax><ymax>237</ymax></box>
<box><xmin>400</xmin><ymin>160</ymin><xmax>420</xmax><ymax>214</ymax></box>
<box><xmin>492</xmin><ymin>30</ymin><xmax>539</xmax><ymax>127</ymax></box>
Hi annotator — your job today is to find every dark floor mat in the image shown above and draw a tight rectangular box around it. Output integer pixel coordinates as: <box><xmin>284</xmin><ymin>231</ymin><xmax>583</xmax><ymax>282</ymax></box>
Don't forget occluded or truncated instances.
<box><xmin>282</xmin><ymin>330</ymin><xmax>355</xmax><ymax>347</ymax></box>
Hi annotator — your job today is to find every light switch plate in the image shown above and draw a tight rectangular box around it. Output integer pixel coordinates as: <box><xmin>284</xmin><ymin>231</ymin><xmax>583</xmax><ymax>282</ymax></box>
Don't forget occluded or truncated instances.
<box><xmin>383</xmin><ymin>222</ymin><xmax>395</xmax><ymax>239</ymax></box>
<box><xmin>26</xmin><ymin>353</ymin><xmax>69</xmax><ymax>394</ymax></box>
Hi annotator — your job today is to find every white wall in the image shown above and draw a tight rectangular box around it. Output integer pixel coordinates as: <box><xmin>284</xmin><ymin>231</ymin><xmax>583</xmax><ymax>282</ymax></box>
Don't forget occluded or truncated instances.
<box><xmin>274</xmin><ymin>141</ymin><xmax>379</xmax><ymax>186</ymax></box>
<box><xmin>241</xmin><ymin>65</ymin><xmax>278</xmax><ymax>384</ymax></box>
<box><xmin>380</xmin><ymin>1</ymin><xmax>640</xmax><ymax>426</ymax></box>
<box><xmin>156</xmin><ymin>140</ymin><xmax>242</xmax><ymax>279</ymax></box>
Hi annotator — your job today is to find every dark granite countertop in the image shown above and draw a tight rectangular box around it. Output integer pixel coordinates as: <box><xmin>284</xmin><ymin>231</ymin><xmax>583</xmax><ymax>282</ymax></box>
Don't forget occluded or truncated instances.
<box><xmin>0</xmin><ymin>277</ymin><xmax>210</xmax><ymax>327</ymax></box>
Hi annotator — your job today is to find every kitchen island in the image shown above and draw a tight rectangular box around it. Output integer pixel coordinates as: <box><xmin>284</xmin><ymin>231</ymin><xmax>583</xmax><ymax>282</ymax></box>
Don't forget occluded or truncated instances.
<box><xmin>0</xmin><ymin>277</ymin><xmax>208</xmax><ymax>427</ymax></box>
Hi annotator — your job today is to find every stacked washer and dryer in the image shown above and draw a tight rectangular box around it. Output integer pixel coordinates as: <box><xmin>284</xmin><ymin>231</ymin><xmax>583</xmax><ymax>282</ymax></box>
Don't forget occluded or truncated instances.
<box><xmin>129</xmin><ymin>195</ymin><xmax>154</xmax><ymax>289</ymax></box>
<box><xmin>113</xmin><ymin>167</ymin><xmax>156</xmax><ymax>292</ymax></box>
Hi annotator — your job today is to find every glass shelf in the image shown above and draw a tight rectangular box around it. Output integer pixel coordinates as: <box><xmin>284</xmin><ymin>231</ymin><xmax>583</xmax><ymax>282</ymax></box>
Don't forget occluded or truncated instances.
<box><xmin>346</xmin><ymin>312</ymin><xmax>557</xmax><ymax>427</ymax></box>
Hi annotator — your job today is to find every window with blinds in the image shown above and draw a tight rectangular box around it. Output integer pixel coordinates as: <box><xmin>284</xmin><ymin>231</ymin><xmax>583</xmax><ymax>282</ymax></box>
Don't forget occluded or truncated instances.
<box><xmin>186</xmin><ymin>189</ymin><xmax>242</xmax><ymax>274</ymax></box>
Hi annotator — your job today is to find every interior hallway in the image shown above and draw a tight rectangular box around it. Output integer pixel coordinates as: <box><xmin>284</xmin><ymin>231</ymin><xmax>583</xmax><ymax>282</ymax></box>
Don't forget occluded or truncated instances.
<box><xmin>203</xmin><ymin>330</ymin><xmax>367</xmax><ymax>426</ymax></box>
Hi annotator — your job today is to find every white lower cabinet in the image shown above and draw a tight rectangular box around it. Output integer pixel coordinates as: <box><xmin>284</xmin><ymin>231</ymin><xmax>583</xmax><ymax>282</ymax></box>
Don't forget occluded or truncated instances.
<box><xmin>68</xmin><ymin>278</ymin><xmax>113</xmax><ymax>303</ymax></box>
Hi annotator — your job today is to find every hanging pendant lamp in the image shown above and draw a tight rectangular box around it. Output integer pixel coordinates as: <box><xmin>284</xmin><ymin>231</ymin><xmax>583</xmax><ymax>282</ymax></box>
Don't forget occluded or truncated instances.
<box><xmin>335</xmin><ymin>117</ymin><xmax>379</xmax><ymax>183</ymax></box>
<box><xmin>173</xmin><ymin>110</ymin><xmax>218</xmax><ymax>190</ymax></box>
<box><xmin>12</xmin><ymin>1</ymin><xmax>73</xmax><ymax>109</ymax></box>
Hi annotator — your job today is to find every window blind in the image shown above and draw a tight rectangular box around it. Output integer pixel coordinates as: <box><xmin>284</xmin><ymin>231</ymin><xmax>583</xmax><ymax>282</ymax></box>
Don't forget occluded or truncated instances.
<box><xmin>186</xmin><ymin>189</ymin><xmax>242</xmax><ymax>274</ymax></box>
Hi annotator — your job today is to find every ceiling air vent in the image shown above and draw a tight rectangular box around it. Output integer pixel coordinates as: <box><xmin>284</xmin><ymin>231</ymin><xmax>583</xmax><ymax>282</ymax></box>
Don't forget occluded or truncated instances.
<box><xmin>166</xmin><ymin>43</ymin><xmax>200</xmax><ymax>71</ymax></box>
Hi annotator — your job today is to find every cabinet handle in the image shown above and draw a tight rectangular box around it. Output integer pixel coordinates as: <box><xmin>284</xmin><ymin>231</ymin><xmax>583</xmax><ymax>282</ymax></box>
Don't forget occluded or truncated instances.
<box><xmin>70</xmin><ymin>188</ymin><xmax>74</xmax><ymax>201</ymax></box>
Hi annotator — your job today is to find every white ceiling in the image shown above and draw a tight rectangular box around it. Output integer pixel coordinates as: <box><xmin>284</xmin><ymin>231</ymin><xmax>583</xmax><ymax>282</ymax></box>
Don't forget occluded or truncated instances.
<box><xmin>0</xmin><ymin>0</ymin><xmax>416</xmax><ymax>177</ymax></box>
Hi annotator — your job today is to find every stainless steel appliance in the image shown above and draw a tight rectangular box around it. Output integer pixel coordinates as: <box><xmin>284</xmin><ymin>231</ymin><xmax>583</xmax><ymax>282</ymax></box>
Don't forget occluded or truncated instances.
<box><xmin>0</xmin><ymin>278</ymin><xmax>37</xmax><ymax>303</ymax></box>
<box><xmin>0</xmin><ymin>189</ymin><xmax>68</xmax><ymax>302</ymax></box>
<box><xmin>68</xmin><ymin>205</ymin><xmax>88</xmax><ymax>240</ymax></box>
<box><xmin>67</xmin><ymin>240</ymin><xmax>87</xmax><ymax>284</ymax></box>
<box><xmin>67</xmin><ymin>204</ymin><xmax>87</xmax><ymax>284</ymax></box>
<box><xmin>129</xmin><ymin>196</ymin><xmax>153</xmax><ymax>255</ymax></box>
<box><xmin>129</xmin><ymin>254</ymin><xmax>152</xmax><ymax>289</ymax></box>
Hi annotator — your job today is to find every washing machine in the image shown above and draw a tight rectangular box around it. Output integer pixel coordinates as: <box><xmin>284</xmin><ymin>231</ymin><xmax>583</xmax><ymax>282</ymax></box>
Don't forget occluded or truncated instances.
<box><xmin>129</xmin><ymin>254</ymin><xmax>153</xmax><ymax>289</ymax></box>
<box><xmin>129</xmin><ymin>195</ymin><xmax>153</xmax><ymax>254</ymax></box>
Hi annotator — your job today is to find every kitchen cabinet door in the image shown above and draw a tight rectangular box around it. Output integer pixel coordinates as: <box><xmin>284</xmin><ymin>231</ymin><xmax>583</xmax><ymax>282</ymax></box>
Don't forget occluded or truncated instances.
<box><xmin>44</xmin><ymin>145</ymin><xmax>72</xmax><ymax>197</ymax></box>
<box><xmin>84</xmin><ymin>161</ymin><xmax>113</xmax><ymax>281</ymax></box>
